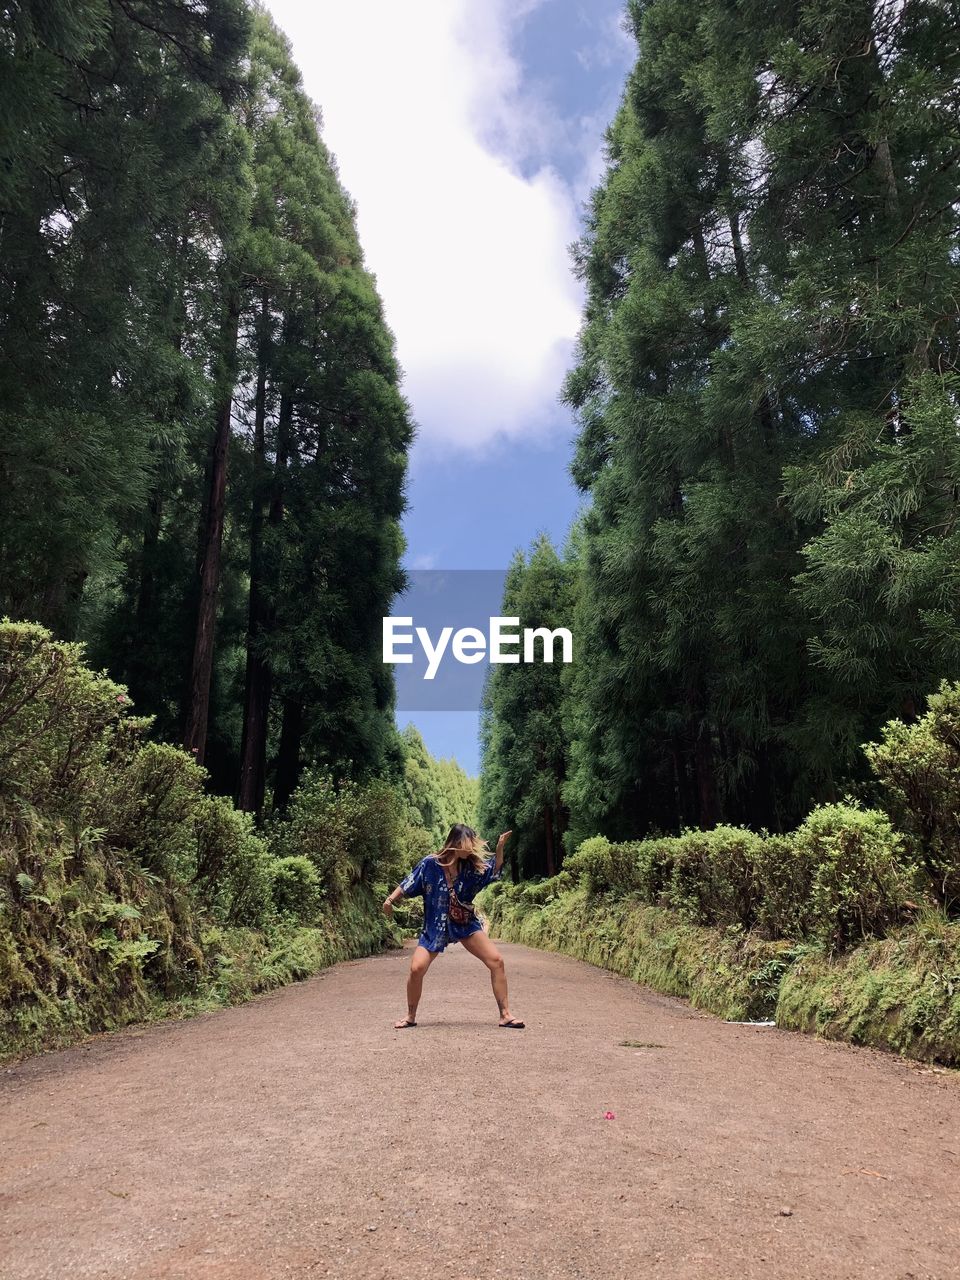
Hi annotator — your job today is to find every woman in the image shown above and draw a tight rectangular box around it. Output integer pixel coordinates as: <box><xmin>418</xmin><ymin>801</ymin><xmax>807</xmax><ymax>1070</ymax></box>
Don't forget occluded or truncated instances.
<box><xmin>382</xmin><ymin>824</ymin><xmax>524</xmax><ymax>1030</ymax></box>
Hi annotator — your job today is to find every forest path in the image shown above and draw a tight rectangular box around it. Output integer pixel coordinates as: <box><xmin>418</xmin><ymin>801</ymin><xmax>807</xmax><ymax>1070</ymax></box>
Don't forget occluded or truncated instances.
<box><xmin>2</xmin><ymin>941</ymin><xmax>959</xmax><ymax>1280</ymax></box>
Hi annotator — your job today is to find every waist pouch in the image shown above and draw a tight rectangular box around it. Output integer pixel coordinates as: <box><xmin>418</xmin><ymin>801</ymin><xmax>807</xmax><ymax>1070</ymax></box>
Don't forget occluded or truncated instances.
<box><xmin>448</xmin><ymin>888</ymin><xmax>477</xmax><ymax>926</ymax></box>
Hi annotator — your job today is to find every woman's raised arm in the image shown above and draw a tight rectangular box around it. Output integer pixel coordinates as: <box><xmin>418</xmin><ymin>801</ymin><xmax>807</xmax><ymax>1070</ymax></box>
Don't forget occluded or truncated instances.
<box><xmin>493</xmin><ymin>830</ymin><xmax>512</xmax><ymax>872</ymax></box>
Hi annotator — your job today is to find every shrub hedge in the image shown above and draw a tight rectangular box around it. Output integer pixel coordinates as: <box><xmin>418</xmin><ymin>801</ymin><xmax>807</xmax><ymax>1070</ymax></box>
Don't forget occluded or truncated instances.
<box><xmin>556</xmin><ymin>808</ymin><xmax>920</xmax><ymax>952</ymax></box>
<box><xmin>0</xmin><ymin>622</ymin><xmax>418</xmax><ymax>1060</ymax></box>
<box><xmin>482</xmin><ymin>685</ymin><xmax>960</xmax><ymax>1064</ymax></box>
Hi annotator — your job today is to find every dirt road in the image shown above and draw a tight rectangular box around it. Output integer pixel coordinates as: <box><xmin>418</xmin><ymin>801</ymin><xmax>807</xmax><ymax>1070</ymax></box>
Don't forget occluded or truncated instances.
<box><xmin>1</xmin><ymin>940</ymin><xmax>959</xmax><ymax>1279</ymax></box>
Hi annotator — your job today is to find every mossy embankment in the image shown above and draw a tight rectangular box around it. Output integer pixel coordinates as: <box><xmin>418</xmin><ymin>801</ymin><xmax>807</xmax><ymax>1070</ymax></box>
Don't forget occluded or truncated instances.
<box><xmin>1</xmin><ymin>882</ymin><xmax>393</xmax><ymax>1062</ymax></box>
<box><xmin>0</xmin><ymin>623</ymin><xmax>413</xmax><ymax>1062</ymax></box>
<box><xmin>483</xmin><ymin>881</ymin><xmax>793</xmax><ymax>1022</ymax></box>
<box><xmin>481</xmin><ymin>694</ymin><xmax>960</xmax><ymax>1067</ymax></box>
<box><xmin>483</xmin><ymin>880</ymin><xmax>960</xmax><ymax>1063</ymax></box>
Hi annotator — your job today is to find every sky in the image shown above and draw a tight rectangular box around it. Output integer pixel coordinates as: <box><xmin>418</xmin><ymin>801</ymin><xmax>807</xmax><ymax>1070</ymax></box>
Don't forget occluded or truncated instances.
<box><xmin>264</xmin><ymin>0</ymin><xmax>634</xmax><ymax>774</ymax></box>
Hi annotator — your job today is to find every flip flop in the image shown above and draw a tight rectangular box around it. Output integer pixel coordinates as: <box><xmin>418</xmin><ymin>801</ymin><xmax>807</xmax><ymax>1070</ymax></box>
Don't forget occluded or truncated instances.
<box><xmin>394</xmin><ymin>1018</ymin><xmax>417</xmax><ymax>1029</ymax></box>
<box><xmin>499</xmin><ymin>1017</ymin><xmax>525</xmax><ymax>1029</ymax></box>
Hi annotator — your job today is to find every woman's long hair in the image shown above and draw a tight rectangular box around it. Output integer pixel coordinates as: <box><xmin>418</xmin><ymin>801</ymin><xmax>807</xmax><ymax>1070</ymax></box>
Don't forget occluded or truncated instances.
<box><xmin>434</xmin><ymin>823</ymin><xmax>489</xmax><ymax>874</ymax></box>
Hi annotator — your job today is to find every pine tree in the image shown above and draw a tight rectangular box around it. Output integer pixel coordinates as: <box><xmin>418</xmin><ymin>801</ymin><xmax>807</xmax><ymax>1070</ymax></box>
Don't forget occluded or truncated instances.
<box><xmin>0</xmin><ymin>0</ymin><xmax>249</xmax><ymax>637</ymax></box>
<box><xmin>479</xmin><ymin>537</ymin><xmax>574</xmax><ymax>878</ymax></box>
<box><xmin>399</xmin><ymin>725</ymin><xmax>478</xmax><ymax>845</ymax></box>
<box><xmin>1</xmin><ymin>2</ymin><xmax>413</xmax><ymax>807</ymax></box>
<box><xmin>558</xmin><ymin>0</ymin><xmax>960</xmax><ymax>845</ymax></box>
<box><xmin>173</xmin><ymin>9</ymin><xmax>412</xmax><ymax>795</ymax></box>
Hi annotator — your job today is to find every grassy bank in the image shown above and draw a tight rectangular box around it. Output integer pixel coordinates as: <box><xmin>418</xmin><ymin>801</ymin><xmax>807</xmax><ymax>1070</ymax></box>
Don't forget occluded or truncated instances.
<box><xmin>776</xmin><ymin>913</ymin><xmax>960</xmax><ymax>1064</ymax></box>
<box><xmin>0</xmin><ymin>623</ymin><xmax>412</xmax><ymax>1063</ymax></box>
<box><xmin>482</xmin><ymin>686</ymin><xmax>960</xmax><ymax>1065</ymax></box>
<box><xmin>482</xmin><ymin>882</ymin><xmax>793</xmax><ymax>1022</ymax></box>
<box><xmin>481</xmin><ymin>886</ymin><xmax>960</xmax><ymax>1066</ymax></box>
<box><xmin>1</xmin><ymin>887</ymin><xmax>394</xmax><ymax>1062</ymax></box>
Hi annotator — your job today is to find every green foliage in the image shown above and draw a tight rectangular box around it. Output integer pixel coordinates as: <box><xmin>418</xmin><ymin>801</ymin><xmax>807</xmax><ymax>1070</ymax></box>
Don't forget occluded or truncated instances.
<box><xmin>223</xmin><ymin>12</ymin><xmax>413</xmax><ymax>804</ymax></box>
<box><xmin>483</xmin><ymin>869</ymin><xmax>960</xmax><ymax>1065</ymax></box>
<box><xmin>479</xmin><ymin>536</ymin><xmax>574</xmax><ymax>878</ymax></box>
<box><xmin>399</xmin><ymin>724</ymin><xmax>477</xmax><ymax>847</ymax></box>
<box><xmin>0</xmin><ymin>620</ymin><xmax>149</xmax><ymax>820</ymax></box>
<box><xmin>554</xmin><ymin>804</ymin><xmax>918</xmax><ymax>951</ymax></box>
<box><xmin>791</xmin><ymin>805</ymin><xmax>919</xmax><ymax>952</ymax></box>
<box><xmin>552</xmin><ymin>0</ymin><xmax>960</xmax><ymax>846</ymax></box>
<box><xmin>776</xmin><ymin>912</ymin><xmax>960</xmax><ymax>1066</ymax></box>
<box><xmin>0</xmin><ymin>1</ymin><xmax>412</xmax><ymax>807</ymax></box>
<box><xmin>196</xmin><ymin>795</ymin><xmax>277</xmax><ymax>929</ymax></box>
<box><xmin>865</xmin><ymin>681</ymin><xmax>960</xmax><ymax>912</ymax></box>
<box><xmin>0</xmin><ymin>0</ymin><xmax>249</xmax><ymax>640</ymax></box>
<box><xmin>267</xmin><ymin>770</ymin><xmax>409</xmax><ymax>902</ymax></box>
<box><xmin>104</xmin><ymin>743</ymin><xmax>209</xmax><ymax>882</ymax></box>
<box><xmin>270</xmin><ymin>857</ymin><xmax>322</xmax><ymax>921</ymax></box>
<box><xmin>561</xmin><ymin>836</ymin><xmax>610</xmax><ymax>891</ymax></box>
<box><xmin>482</xmin><ymin>882</ymin><xmax>792</xmax><ymax>1023</ymax></box>
<box><xmin>0</xmin><ymin>623</ymin><xmax>394</xmax><ymax>1061</ymax></box>
<box><xmin>662</xmin><ymin>828</ymin><xmax>772</xmax><ymax>932</ymax></box>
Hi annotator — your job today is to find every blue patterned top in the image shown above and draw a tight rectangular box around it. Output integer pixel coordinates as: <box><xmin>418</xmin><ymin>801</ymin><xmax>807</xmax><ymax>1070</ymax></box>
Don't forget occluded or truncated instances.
<box><xmin>399</xmin><ymin>854</ymin><xmax>503</xmax><ymax>952</ymax></box>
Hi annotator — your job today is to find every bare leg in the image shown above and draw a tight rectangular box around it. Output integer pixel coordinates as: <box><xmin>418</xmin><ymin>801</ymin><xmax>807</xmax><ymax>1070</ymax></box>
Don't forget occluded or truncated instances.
<box><xmin>459</xmin><ymin>930</ymin><xmax>522</xmax><ymax>1025</ymax></box>
<box><xmin>395</xmin><ymin>945</ymin><xmax>437</xmax><ymax>1027</ymax></box>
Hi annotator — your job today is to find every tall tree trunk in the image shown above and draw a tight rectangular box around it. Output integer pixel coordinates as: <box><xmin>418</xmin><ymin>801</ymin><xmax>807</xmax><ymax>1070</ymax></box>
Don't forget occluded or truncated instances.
<box><xmin>543</xmin><ymin>804</ymin><xmax>556</xmax><ymax>878</ymax></box>
<box><xmin>238</xmin><ymin>291</ymin><xmax>272</xmax><ymax>814</ymax></box>
<box><xmin>268</xmin><ymin>392</ymin><xmax>293</xmax><ymax>525</ymax></box>
<box><xmin>137</xmin><ymin>242</ymin><xmax>186</xmax><ymax>656</ymax></box>
<box><xmin>273</xmin><ymin>693</ymin><xmax>303</xmax><ymax>811</ymax></box>
<box><xmin>260</xmin><ymin>393</ymin><xmax>296</xmax><ymax>807</ymax></box>
<box><xmin>183</xmin><ymin>286</ymin><xmax>241</xmax><ymax>764</ymax></box>
<box><xmin>694</xmin><ymin>724</ymin><xmax>719</xmax><ymax>829</ymax></box>
<box><xmin>507</xmin><ymin>847</ymin><xmax>518</xmax><ymax>884</ymax></box>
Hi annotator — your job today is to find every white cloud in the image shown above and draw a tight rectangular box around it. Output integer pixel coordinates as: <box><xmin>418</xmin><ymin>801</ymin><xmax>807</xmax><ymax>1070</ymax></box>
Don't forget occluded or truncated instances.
<box><xmin>575</xmin><ymin>7</ymin><xmax>634</xmax><ymax>73</ymax></box>
<box><xmin>409</xmin><ymin>552</ymin><xmax>438</xmax><ymax>570</ymax></box>
<box><xmin>265</xmin><ymin>0</ymin><xmax>585</xmax><ymax>452</ymax></box>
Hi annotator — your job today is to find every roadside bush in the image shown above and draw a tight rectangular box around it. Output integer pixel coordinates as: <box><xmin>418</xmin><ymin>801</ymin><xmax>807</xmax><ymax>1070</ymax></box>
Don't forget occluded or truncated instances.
<box><xmin>481</xmin><ymin>876</ymin><xmax>960</xmax><ymax>1064</ymax></box>
<box><xmin>776</xmin><ymin>910</ymin><xmax>960</xmax><ymax>1064</ymax></box>
<box><xmin>481</xmin><ymin>880</ymin><xmax>795</xmax><ymax>1022</ymax></box>
<box><xmin>866</xmin><ymin>681</ymin><xmax>960</xmax><ymax>913</ymax></box>
<box><xmin>520</xmin><ymin>877</ymin><xmax>561</xmax><ymax>905</ymax></box>
<box><xmin>268</xmin><ymin>771</ymin><xmax>357</xmax><ymax>898</ymax></box>
<box><xmin>401</xmin><ymin>822</ymin><xmax>436</xmax><ymax>868</ymax></box>
<box><xmin>196</xmin><ymin>796</ymin><xmax>275</xmax><ymax>928</ymax></box>
<box><xmin>563</xmin><ymin>835</ymin><xmax>612</xmax><ymax>891</ymax></box>
<box><xmin>0</xmin><ymin>620</ymin><xmax>150</xmax><ymax>824</ymax></box>
<box><xmin>559</xmin><ymin>807</ymin><xmax>919</xmax><ymax>951</ymax></box>
<box><xmin>662</xmin><ymin>826</ymin><xmax>769</xmax><ymax>929</ymax></box>
<box><xmin>98</xmin><ymin>742</ymin><xmax>206</xmax><ymax>882</ymax></box>
<box><xmin>0</xmin><ymin>624</ymin><xmax>396</xmax><ymax>1060</ymax></box>
<box><xmin>749</xmin><ymin>834</ymin><xmax>814</xmax><ymax>941</ymax></box>
<box><xmin>631</xmin><ymin>839</ymin><xmax>674</xmax><ymax>901</ymax></box>
<box><xmin>267</xmin><ymin>771</ymin><xmax>409</xmax><ymax>900</ymax></box>
<box><xmin>790</xmin><ymin>805</ymin><xmax>919</xmax><ymax>952</ymax></box>
<box><xmin>270</xmin><ymin>856</ymin><xmax>322</xmax><ymax>921</ymax></box>
<box><xmin>350</xmin><ymin>778</ymin><xmax>409</xmax><ymax>887</ymax></box>
<box><xmin>563</xmin><ymin>835</ymin><xmax>652</xmax><ymax>894</ymax></box>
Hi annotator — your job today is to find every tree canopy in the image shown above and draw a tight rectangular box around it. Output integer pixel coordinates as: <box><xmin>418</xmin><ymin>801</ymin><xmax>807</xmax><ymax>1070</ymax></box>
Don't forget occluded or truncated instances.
<box><xmin>0</xmin><ymin>1</ymin><xmax>413</xmax><ymax>811</ymax></box>
<box><xmin>481</xmin><ymin>0</ymin><xmax>960</xmax><ymax>862</ymax></box>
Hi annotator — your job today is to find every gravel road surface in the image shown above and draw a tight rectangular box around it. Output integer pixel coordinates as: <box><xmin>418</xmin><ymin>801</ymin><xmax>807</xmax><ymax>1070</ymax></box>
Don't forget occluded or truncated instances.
<box><xmin>2</xmin><ymin>940</ymin><xmax>959</xmax><ymax>1279</ymax></box>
